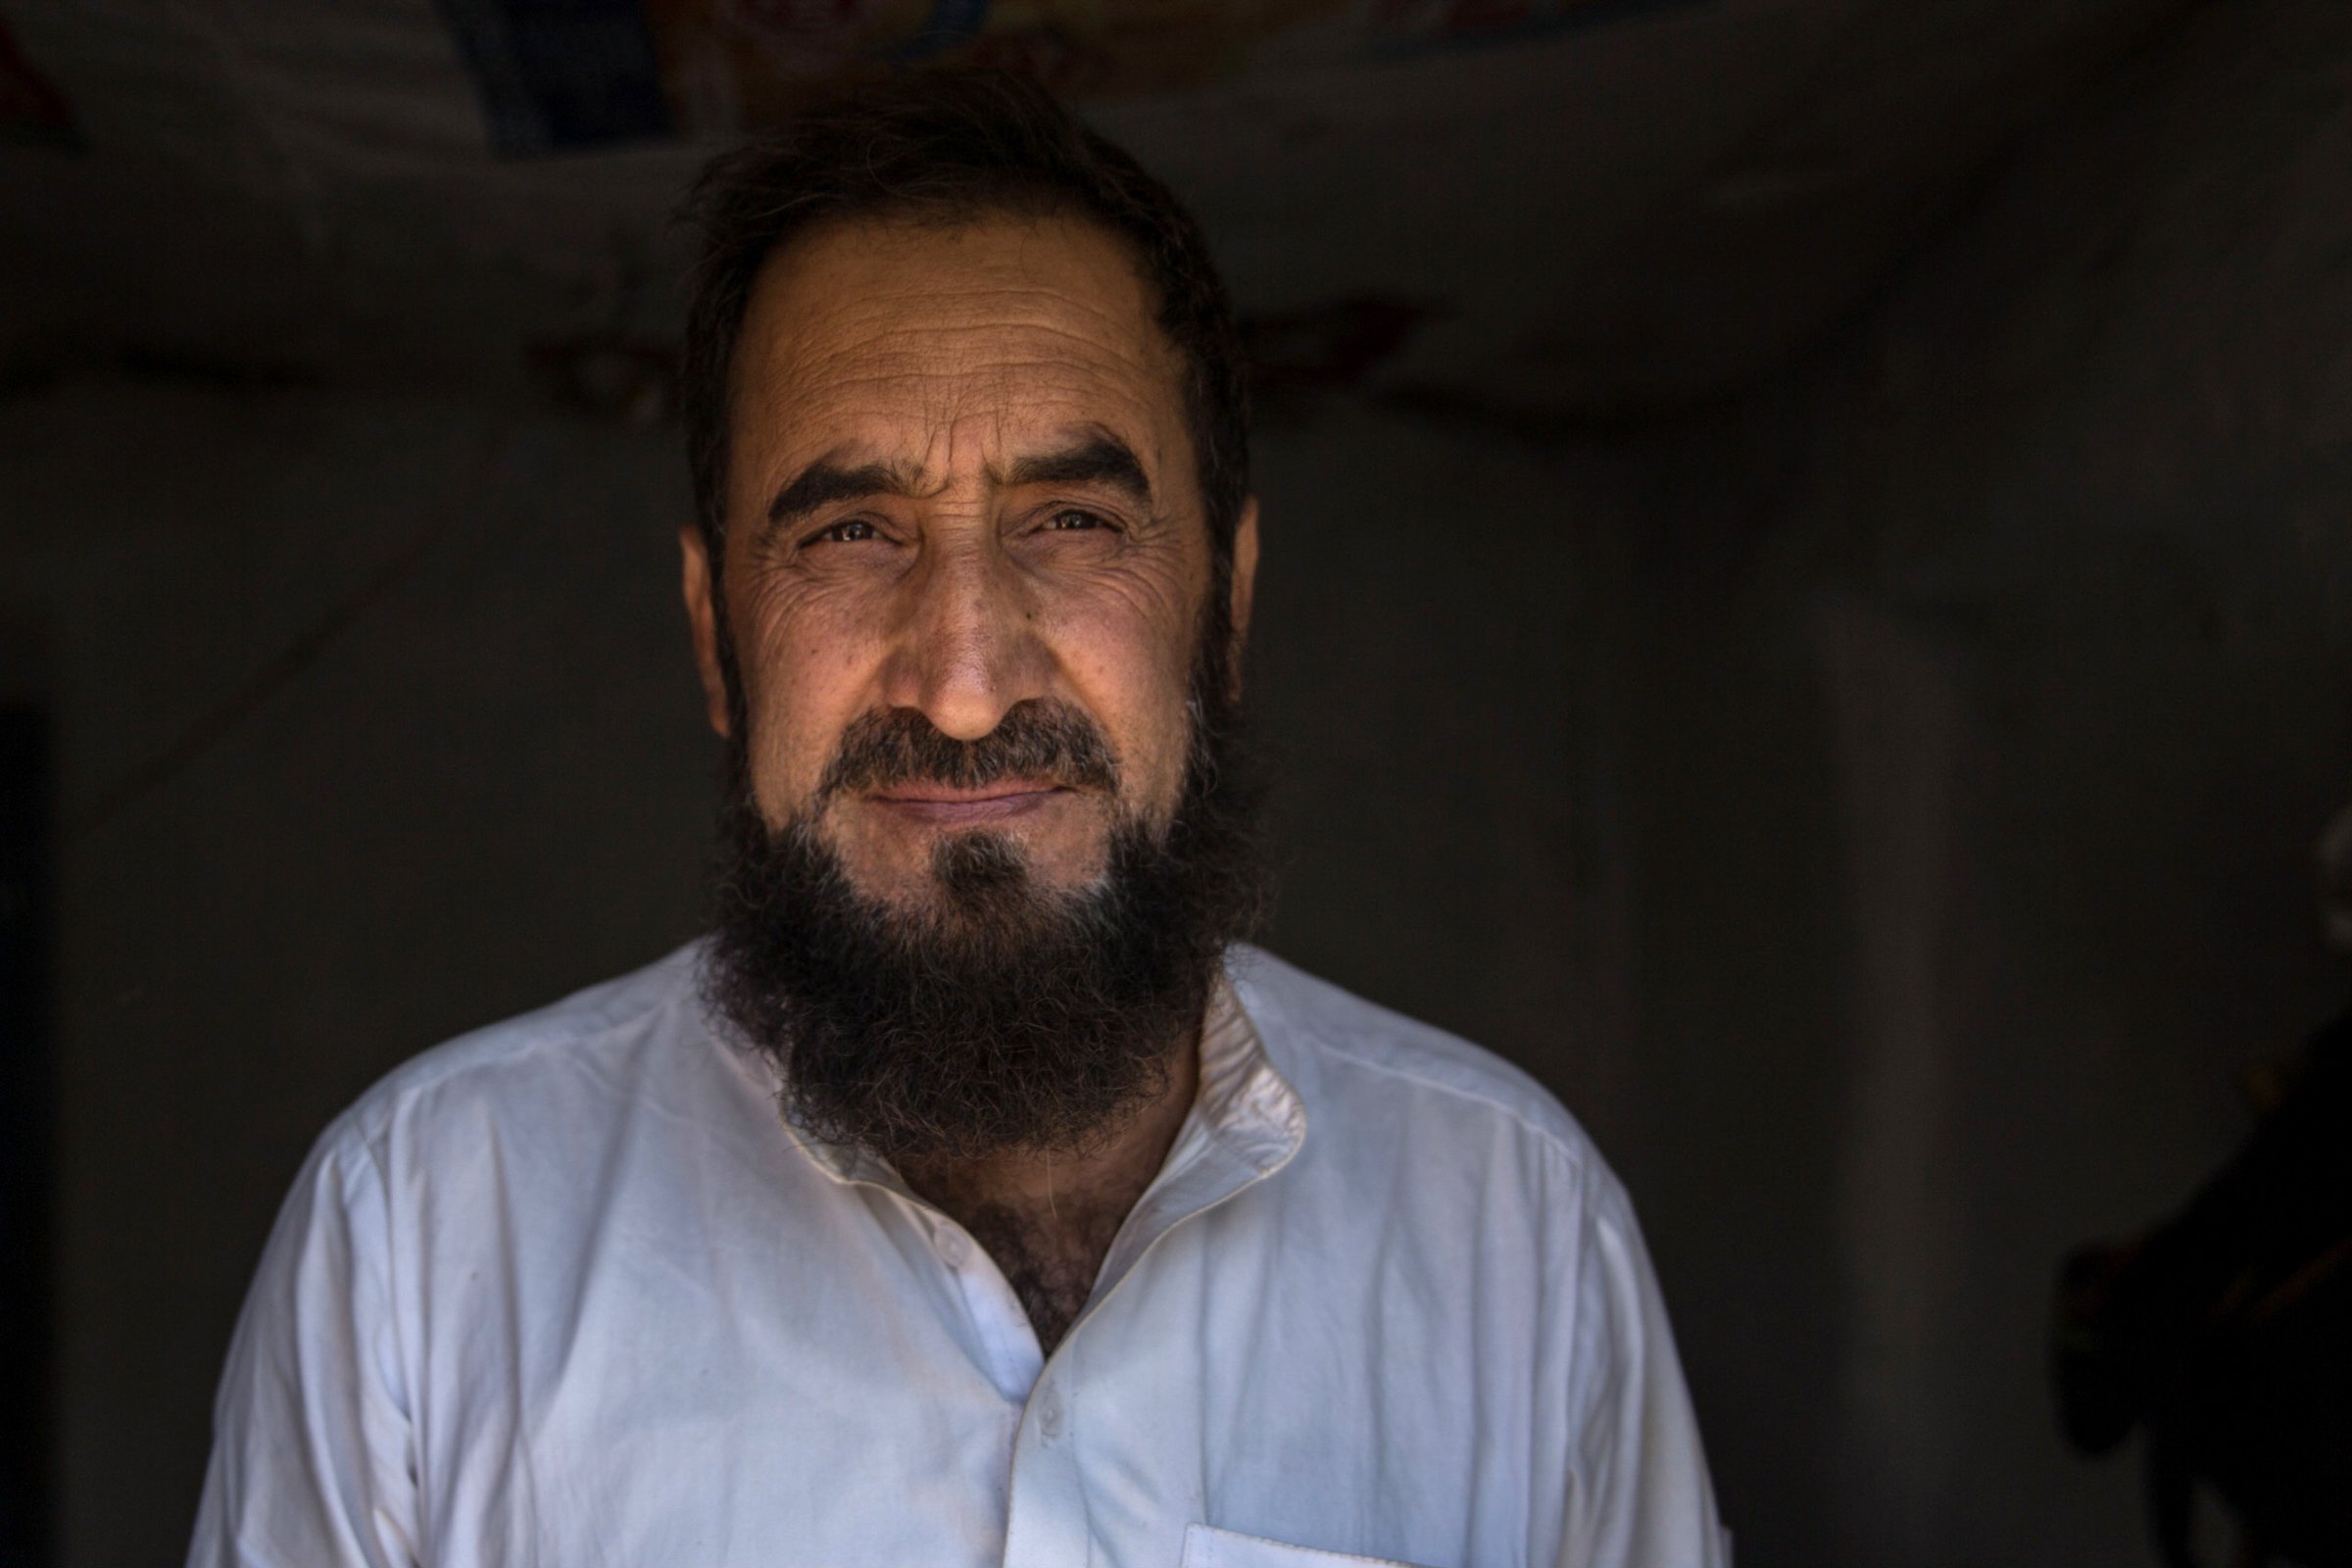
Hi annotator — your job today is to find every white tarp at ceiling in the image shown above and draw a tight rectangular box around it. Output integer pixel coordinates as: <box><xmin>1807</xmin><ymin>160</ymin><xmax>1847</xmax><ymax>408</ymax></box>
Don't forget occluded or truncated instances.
<box><xmin>424</xmin><ymin>0</ymin><xmax>1704</xmax><ymax>153</ymax></box>
<box><xmin>1</xmin><ymin>0</ymin><xmax>2192</xmax><ymax>417</ymax></box>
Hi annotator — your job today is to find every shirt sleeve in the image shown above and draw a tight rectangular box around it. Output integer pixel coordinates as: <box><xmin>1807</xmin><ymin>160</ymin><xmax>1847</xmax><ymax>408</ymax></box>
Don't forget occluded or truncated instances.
<box><xmin>187</xmin><ymin>1121</ymin><xmax>422</xmax><ymax>1568</ymax></box>
<box><xmin>1556</xmin><ymin>1171</ymin><xmax>1731</xmax><ymax>1568</ymax></box>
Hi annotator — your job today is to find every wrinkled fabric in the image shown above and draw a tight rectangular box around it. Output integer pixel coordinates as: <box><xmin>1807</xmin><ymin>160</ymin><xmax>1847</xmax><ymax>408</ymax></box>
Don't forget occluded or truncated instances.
<box><xmin>190</xmin><ymin>942</ymin><xmax>1727</xmax><ymax>1568</ymax></box>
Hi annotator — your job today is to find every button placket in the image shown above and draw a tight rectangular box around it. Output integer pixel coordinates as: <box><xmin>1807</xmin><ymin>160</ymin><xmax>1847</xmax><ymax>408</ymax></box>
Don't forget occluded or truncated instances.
<box><xmin>1034</xmin><ymin>1386</ymin><xmax>1063</xmax><ymax>1442</ymax></box>
<box><xmin>902</xmin><ymin>1200</ymin><xmax>1040</xmax><ymax>1402</ymax></box>
<box><xmin>1003</xmin><ymin>1364</ymin><xmax>1089</xmax><ymax>1568</ymax></box>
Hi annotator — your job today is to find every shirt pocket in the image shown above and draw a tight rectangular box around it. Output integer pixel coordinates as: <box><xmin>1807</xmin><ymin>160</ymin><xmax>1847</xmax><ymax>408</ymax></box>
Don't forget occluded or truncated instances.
<box><xmin>1179</xmin><ymin>1522</ymin><xmax>1433</xmax><ymax>1568</ymax></box>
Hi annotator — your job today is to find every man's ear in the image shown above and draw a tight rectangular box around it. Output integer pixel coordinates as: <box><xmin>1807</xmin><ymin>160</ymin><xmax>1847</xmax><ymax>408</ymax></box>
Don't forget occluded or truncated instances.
<box><xmin>679</xmin><ymin>522</ymin><xmax>733</xmax><ymax>738</ymax></box>
<box><xmin>1225</xmin><ymin>497</ymin><xmax>1260</xmax><ymax>699</ymax></box>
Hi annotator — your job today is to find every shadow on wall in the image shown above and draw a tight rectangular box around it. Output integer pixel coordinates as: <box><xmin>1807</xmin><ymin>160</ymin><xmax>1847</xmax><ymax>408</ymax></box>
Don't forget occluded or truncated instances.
<box><xmin>0</xmin><ymin>703</ymin><xmax>56</xmax><ymax>1566</ymax></box>
<box><xmin>2055</xmin><ymin>820</ymin><xmax>2352</xmax><ymax>1568</ymax></box>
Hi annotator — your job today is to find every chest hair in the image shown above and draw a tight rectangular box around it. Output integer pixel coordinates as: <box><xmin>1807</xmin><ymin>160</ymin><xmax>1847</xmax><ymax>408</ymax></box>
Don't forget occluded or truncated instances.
<box><xmin>959</xmin><ymin>1198</ymin><xmax>1133</xmax><ymax>1354</ymax></box>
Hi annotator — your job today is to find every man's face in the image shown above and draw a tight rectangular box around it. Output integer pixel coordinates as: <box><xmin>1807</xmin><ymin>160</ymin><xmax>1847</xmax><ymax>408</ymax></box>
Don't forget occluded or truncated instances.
<box><xmin>683</xmin><ymin>211</ymin><xmax>1255</xmax><ymax>910</ymax></box>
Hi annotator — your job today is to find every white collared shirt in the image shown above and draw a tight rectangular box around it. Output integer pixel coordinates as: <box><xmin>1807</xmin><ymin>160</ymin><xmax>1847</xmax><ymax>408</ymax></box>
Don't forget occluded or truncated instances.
<box><xmin>190</xmin><ymin>944</ymin><xmax>1727</xmax><ymax>1568</ymax></box>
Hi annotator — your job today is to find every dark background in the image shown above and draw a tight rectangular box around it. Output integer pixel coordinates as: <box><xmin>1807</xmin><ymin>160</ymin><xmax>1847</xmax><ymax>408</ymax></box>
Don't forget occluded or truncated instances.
<box><xmin>6</xmin><ymin>1</ymin><xmax>2352</xmax><ymax>1564</ymax></box>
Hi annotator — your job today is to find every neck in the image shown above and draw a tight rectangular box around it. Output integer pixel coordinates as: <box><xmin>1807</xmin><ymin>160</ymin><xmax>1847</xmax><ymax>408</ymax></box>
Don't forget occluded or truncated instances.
<box><xmin>898</xmin><ymin>1026</ymin><xmax>1201</xmax><ymax>1354</ymax></box>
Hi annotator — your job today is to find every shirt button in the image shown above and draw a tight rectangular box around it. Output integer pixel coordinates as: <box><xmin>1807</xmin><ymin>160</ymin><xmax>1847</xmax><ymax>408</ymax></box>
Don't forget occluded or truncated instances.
<box><xmin>937</xmin><ymin>1232</ymin><xmax>968</xmax><ymax>1268</ymax></box>
<box><xmin>1036</xmin><ymin>1391</ymin><xmax>1063</xmax><ymax>1440</ymax></box>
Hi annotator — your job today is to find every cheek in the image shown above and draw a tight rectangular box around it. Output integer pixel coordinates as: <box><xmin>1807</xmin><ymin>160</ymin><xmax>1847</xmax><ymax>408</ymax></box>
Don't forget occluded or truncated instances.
<box><xmin>728</xmin><ymin>577</ymin><xmax>885</xmax><ymax>815</ymax></box>
<box><xmin>1038</xmin><ymin>585</ymin><xmax>1200</xmax><ymax>815</ymax></box>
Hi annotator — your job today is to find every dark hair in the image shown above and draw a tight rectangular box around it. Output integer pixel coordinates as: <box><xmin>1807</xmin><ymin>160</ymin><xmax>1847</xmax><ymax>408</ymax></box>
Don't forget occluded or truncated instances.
<box><xmin>678</xmin><ymin>69</ymin><xmax>1251</xmax><ymax>588</ymax></box>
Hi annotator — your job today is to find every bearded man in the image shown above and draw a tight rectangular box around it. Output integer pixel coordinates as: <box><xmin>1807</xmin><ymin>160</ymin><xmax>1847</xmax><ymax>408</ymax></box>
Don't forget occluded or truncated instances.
<box><xmin>189</xmin><ymin>70</ymin><xmax>1727</xmax><ymax>1568</ymax></box>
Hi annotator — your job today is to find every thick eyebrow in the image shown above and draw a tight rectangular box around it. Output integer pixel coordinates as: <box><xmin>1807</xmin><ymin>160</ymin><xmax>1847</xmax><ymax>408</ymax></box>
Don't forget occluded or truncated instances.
<box><xmin>765</xmin><ymin>459</ymin><xmax>918</xmax><ymax>532</ymax></box>
<box><xmin>1003</xmin><ymin>433</ymin><xmax>1154</xmax><ymax>509</ymax></box>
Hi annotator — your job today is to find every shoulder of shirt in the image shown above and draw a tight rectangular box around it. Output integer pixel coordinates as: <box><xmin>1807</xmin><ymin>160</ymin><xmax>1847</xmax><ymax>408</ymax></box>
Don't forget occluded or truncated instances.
<box><xmin>1226</xmin><ymin>943</ymin><xmax>1615</xmax><ymax>1193</ymax></box>
<box><xmin>315</xmin><ymin>940</ymin><xmax>706</xmax><ymax>1154</ymax></box>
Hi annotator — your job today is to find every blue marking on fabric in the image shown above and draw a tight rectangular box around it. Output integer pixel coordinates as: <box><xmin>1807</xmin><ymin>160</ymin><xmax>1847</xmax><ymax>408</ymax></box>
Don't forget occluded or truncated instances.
<box><xmin>893</xmin><ymin>0</ymin><xmax>994</xmax><ymax>65</ymax></box>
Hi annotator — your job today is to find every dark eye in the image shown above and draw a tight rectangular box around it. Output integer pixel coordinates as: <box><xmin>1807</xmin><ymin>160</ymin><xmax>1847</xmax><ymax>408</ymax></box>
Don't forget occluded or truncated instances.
<box><xmin>810</xmin><ymin>517</ymin><xmax>879</xmax><ymax>545</ymax></box>
<box><xmin>1045</xmin><ymin>508</ymin><xmax>1109</xmax><ymax>532</ymax></box>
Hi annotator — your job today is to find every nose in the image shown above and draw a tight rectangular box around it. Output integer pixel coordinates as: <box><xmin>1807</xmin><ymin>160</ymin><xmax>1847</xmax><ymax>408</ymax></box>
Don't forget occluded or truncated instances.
<box><xmin>883</xmin><ymin>536</ymin><xmax>1050</xmax><ymax>742</ymax></box>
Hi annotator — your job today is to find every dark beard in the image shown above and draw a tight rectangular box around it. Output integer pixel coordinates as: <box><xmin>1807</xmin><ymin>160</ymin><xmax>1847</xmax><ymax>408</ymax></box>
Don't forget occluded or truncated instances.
<box><xmin>699</xmin><ymin>675</ymin><xmax>1270</xmax><ymax>1168</ymax></box>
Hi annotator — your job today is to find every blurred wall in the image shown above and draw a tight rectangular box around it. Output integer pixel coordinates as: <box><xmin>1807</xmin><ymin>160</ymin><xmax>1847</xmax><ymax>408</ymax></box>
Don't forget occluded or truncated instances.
<box><xmin>7</xmin><ymin>0</ymin><xmax>2352</xmax><ymax>1564</ymax></box>
<box><xmin>1584</xmin><ymin>0</ymin><xmax>2352</xmax><ymax>1560</ymax></box>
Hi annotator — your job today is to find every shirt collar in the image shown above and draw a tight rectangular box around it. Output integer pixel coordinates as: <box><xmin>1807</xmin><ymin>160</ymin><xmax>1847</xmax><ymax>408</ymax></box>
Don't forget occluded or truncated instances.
<box><xmin>1185</xmin><ymin>970</ymin><xmax>1308</xmax><ymax>1182</ymax></box>
<box><xmin>1078</xmin><ymin>971</ymin><xmax>1307</xmax><ymax>1298</ymax></box>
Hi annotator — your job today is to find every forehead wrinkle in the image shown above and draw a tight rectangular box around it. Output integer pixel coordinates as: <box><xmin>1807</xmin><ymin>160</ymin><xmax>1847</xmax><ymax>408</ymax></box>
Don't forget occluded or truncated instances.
<box><xmin>822</xmin><ymin>272</ymin><xmax>1152</xmax><ymax>327</ymax></box>
<box><xmin>754</xmin><ymin>319</ymin><xmax>1162</xmax><ymax>420</ymax></box>
<box><xmin>733</xmin><ymin>217</ymin><xmax>1194</xmax><ymax>514</ymax></box>
<box><xmin>761</xmin><ymin>223</ymin><xmax>1160</xmax><ymax>331</ymax></box>
<box><xmin>765</xmin><ymin>328</ymin><xmax>1162</xmax><ymax>412</ymax></box>
<box><xmin>757</xmin><ymin>363</ymin><xmax>1170</xmax><ymax>495</ymax></box>
<box><xmin>750</xmin><ymin>243</ymin><xmax>1173</xmax><ymax>392</ymax></box>
<box><xmin>752</xmin><ymin>223</ymin><xmax>1161</xmax><ymax>359</ymax></box>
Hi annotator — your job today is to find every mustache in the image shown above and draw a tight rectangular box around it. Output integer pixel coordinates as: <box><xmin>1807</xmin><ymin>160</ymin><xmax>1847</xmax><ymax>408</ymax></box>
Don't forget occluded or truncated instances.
<box><xmin>816</xmin><ymin>700</ymin><xmax>1120</xmax><ymax>802</ymax></box>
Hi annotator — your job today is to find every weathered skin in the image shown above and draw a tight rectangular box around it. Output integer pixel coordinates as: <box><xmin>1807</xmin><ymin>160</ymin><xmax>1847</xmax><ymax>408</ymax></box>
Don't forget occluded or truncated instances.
<box><xmin>679</xmin><ymin>212</ymin><xmax>1261</xmax><ymax>1348</ymax></box>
